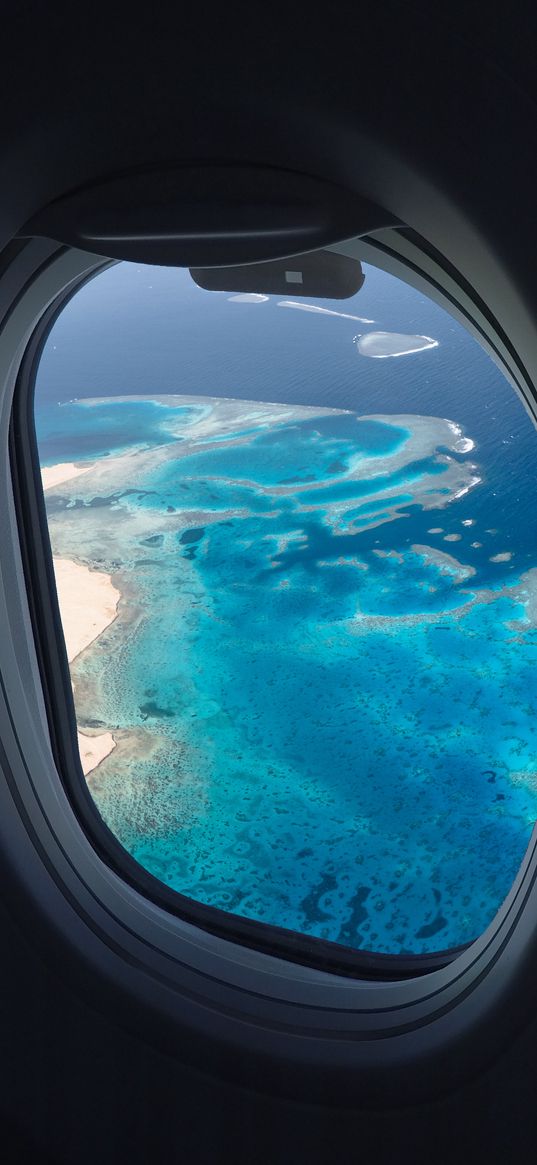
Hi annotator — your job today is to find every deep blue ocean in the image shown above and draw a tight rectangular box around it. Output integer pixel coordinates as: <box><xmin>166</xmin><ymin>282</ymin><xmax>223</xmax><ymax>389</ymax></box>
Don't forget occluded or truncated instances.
<box><xmin>34</xmin><ymin>260</ymin><xmax>537</xmax><ymax>956</ymax></box>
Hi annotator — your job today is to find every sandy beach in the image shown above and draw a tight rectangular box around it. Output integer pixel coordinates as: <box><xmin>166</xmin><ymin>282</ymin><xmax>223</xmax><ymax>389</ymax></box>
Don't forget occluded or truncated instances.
<box><xmin>42</xmin><ymin>462</ymin><xmax>120</xmax><ymax>777</ymax></box>
<box><xmin>52</xmin><ymin>557</ymin><xmax>120</xmax><ymax>776</ymax></box>
<box><xmin>51</xmin><ymin>558</ymin><xmax>120</xmax><ymax>662</ymax></box>
<box><xmin>51</xmin><ymin>557</ymin><xmax>120</xmax><ymax>776</ymax></box>
<box><xmin>41</xmin><ymin>461</ymin><xmax>93</xmax><ymax>490</ymax></box>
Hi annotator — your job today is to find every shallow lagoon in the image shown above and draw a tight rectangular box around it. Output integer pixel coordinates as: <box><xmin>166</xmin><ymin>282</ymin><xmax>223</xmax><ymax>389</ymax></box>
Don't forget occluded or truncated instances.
<box><xmin>40</xmin><ymin>392</ymin><xmax>537</xmax><ymax>955</ymax></box>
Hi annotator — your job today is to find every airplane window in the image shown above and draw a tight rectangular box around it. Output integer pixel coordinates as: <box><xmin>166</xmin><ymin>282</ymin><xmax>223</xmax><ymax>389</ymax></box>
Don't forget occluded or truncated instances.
<box><xmin>31</xmin><ymin>257</ymin><xmax>537</xmax><ymax>960</ymax></box>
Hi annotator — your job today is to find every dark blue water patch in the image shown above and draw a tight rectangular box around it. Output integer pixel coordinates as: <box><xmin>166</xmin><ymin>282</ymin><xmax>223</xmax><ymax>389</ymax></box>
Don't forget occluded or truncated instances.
<box><xmin>199</xmin><ymin>514</ymin><xmax>479</xmax><ymax>626</ymax></box>
<box><xmin>279</xmin><ymin>473</ymin><xmax>317</xmax><ymax>484</ymax></box>
<box><xmin>139</xmin><ymin>469</ymin><xmax>298</xmax><ymax>519</ymax></box>
<box><xmin>146</xmin><ymin>452</ymin><xmax>448</xmax><ymax>548</ymax></box>
<box><xmin>35</xmin><ymin>399</ymin><xmax>195</xmax><ymax>465</ymax></box>
<box><xmin>273</xmin><ymin>413</ymin><xmax>410</xmax><ymax>454</ymax></box>
<box><xmin>179</xmin><ymin>527</ymin><xmax>205</xmax><ymax>545</ymax></box>
<box><xmin>344</xmin><ymin>493</ymin><xmax>414</xmax><ymax>519</ymax></box>
<box><xmin>180</xmin><ymin>527</ymin><xmax>205</xmax><ymax>559</ymax></box>
<box><xmin>297</xmin><ymin>457</ymin><xmax>447</xmax><ymax>507</ymax></box>
<box><xmin>174</xmin><ymin>416</ymin><xmax>409</xmax><ymax>488</ymax></box>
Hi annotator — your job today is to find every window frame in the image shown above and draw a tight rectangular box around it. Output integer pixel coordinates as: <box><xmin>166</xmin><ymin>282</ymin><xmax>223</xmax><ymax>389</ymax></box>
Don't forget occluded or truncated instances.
<box><xmin>17</xmin><ymin>253</ymin><xmax>470</xmax><ymax>982</ymax></box>
<box><xmin>2</xmin><ymin>237</ymin><xmax>537</xmax><ymax>1105</ymax></box>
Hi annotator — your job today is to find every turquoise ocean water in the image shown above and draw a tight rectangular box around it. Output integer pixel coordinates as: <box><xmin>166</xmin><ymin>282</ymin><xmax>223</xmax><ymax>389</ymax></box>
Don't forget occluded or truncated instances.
<box><xmin>34</xmin><ymin>261</ymin><xmax>537</xmax><ymax>955</ymax></box>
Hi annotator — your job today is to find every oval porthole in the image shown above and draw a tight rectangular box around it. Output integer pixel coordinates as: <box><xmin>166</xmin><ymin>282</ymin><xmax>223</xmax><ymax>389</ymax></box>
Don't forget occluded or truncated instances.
<box><xmin>31</xmin><ymin>252</ymin><xmax>537</xmax><ymax>967</ymax></box>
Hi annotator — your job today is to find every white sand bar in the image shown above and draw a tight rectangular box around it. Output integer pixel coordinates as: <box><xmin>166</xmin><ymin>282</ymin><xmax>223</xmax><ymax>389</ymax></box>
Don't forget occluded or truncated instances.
<box><xmin>77</xmin><ymin>730</ymin><xmax>116</xmax><ymax>776</ymax></box>
<box><xmin>53</xmin><ymin>558</ymin><xmax>120</xmax><ymax>662</ymax></box>
<box><xmin>356</xmin><ymin>331</ymin><xmax>438</xmax><ymax>358</ymax></box>
<box><xmin>41</xmin><ymin>461</ymin><xmax>93</xmax><ymax>489</ymax></box>
<box><xmin>52</xmin><ymin>557</ymin><xmax>120</xmax><ymax>776</ymax></box>
<box><xmin>278</xmin><ymin>300</ymin><xmax>374</xmax><ymax>323</ymax></box>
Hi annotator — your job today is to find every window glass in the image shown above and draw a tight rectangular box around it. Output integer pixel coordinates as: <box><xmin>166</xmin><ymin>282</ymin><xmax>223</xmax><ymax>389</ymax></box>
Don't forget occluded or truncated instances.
<box><xmin>33</xmin><ymin>258</ymin><xmax>537</xmax><ymax>956</ymax></box>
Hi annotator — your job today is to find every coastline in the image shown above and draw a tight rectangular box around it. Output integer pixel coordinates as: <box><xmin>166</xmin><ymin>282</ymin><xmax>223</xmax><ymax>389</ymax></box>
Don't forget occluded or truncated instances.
<box><xmin>52</xmin><ymin>557</ymin><xmax>120</xmax><ymax>776</ymax></box>
<box><xmin>53</xmin><ymin>556</ymin><xmax>120</xmax><ymax>776</ymax></box>
<box><xmin>42</xmin><ymin>462</ymin><xmax>120</xmax><ymax>778</ymax></box>
<box><xmin>51</xmin><ymin>557</ymin><xmax>121</xmax><ymax>663</ymax></box>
